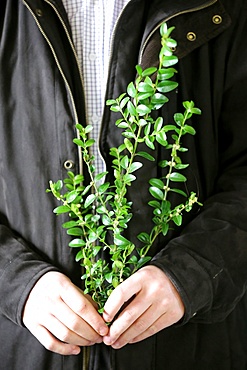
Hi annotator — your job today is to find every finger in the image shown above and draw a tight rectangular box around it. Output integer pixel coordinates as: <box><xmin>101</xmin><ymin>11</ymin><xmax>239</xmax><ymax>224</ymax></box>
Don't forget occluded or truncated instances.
<box><xmin>129</xmin><ymin>309</ymin><xmax>178</xmax><ymax>344</ymax></box>
<box><xmin>61</xmin><ymin>283</ymin><xmax>108</xmax><ymax>337</ymax></box>
<box><xmin>27</xmin><ymin>324</ymin><xmax>81</xmax><ymax>356</ymax></box>
<box><xmin>103</xmin><ymin>292</ymin><xmax>151</xmax><ymax>346</ymax></box>
<box><xmin>103</xmin><ymin>275</ymin><xmax>142</xmax><ymax>323</ymax></box>
<box><xmin>54</xmin><ymin>297</ymin><xmax>103</xmax><ymax>342</ymax></box>
<box><xmin>44</xmin><ymin>312</ymin><xmax>99</xmax><ymax>347</ymax></box>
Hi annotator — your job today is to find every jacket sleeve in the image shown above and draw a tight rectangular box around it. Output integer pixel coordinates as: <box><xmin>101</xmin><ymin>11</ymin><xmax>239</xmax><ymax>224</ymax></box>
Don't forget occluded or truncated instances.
<box><xmin>0</xmin><ymin>225</ymin><xmax>60</xmax><ymax>326</ymax></box>
<box><xmin>150</xmin><ymin>2</ymin><xmax>247</xmax><ymax>324</ymax></box>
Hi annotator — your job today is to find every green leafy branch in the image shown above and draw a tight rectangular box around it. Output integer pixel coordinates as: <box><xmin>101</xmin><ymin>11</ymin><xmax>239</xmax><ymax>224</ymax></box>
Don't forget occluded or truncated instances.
<box><xmin>47</xmin><ymin>23</ymin><xmax>202</xmax><ymax>311</ymax></box>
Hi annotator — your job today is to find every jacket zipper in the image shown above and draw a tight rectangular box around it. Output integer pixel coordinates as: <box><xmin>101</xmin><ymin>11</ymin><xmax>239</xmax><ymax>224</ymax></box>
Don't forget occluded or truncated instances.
<box><xmin>22</xmin><ymin>2</ymin><xmax>90</xmax><ymax>369</ymax></box>
<box><xmin>22</xmin><ymin>0</ymin><xmax>84</xmax><ymax>176</ymax></box>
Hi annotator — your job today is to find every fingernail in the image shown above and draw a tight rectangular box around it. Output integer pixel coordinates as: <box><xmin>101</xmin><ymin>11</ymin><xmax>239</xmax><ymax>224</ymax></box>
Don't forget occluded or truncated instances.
<box><xmin>103</xmin><ymin>337</ymin><xmax>112</xmax><ymax>346</ymax></box>
<box><xmin>99</xmin><ymin>327</ymin><xmax>108</xmax><ymax>336</ymax></box>
<box><xmin>72</xmin><ymin>347</ymin><xmax>81</xmax><ymax>355</ymax></box>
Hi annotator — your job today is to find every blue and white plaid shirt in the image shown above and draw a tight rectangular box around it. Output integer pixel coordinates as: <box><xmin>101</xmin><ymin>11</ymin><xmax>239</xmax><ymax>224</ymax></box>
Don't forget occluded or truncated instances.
<box><xmin>62</xmin><ymin>0</ymin><xmax>130</xmax><ymax>174</ymax></box>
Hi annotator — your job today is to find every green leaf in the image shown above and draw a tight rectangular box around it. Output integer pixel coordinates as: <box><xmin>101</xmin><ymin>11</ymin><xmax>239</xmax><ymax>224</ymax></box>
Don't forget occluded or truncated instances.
<box><xmin>123</xmin><ymin>174</ymin><xmax>136</xmax><ymax>183</ymax></box>
<box><xmin>169</xmin><ymin>172</ymin><xmax>187</xmax><ymax>182</ymax></box>
<box><xmin>138</xmin><ymin>82</ymin><xmax>154</xmax><ymax>93</ymax></box>
<box><xmin>172</xmin><ymin>214</ymin><xmax>183</xmax><ymax>226</ymax></box>
<box><xmin>53</xmin><ymin>205</ymin><xmax>70</xmax><ymax>214</ymax></box>
<box><xmin>105</xmin><ymin>272</ymin><xmax>113</xmax><ymax>284</ymax></box>
<box><xmin>69</xmin><ymin>238</ymin><xmax>86</xmax><ymax>247</ymax></box>
<box><xmin>73</xmin><ymin>174</ymin><xmax>84</xmax><ymax>185</ymax></box>
<box><xmin>66</xmin><ymin>190</ymin><xmax>78</xmax><ymax>203</ymax></box>
<box><xmin>92</xmin><ymin>246</ymin><xmax>101</xmax><ymax>257</ymax></box>
<box><xmin>170</xmin><ymin>188</ymin><xmax>188</xmax><ymax>197</ymax></box>
<box><xmin>54</xmin><ymin>180</ymin><xmax>63</xmax><ymax>191</ymax></box>
<box><xmin>136</xmin><ymin>104</ymin><xmax>151</xmax><ymax>116</ymax></box>
<box><xmin>84</xmin><ymin>193</ymin><xmax>96</xmax><ymax>208</ymax></box>
<box><xmin>156</xmin><ymin>130</ymin><xmax>168</xmax><ymax>146</ymax></box>
<box><xmin>149</xmin><ymin>178</ymin><xmax>164</xmax><ymax>189</ymax></box>
<box><xmin>183</xmin><ymin>125</ymin><xmax>196</xmax><ymax>135</ymax></box>
<box><xmin>106</xmin><ymin>99</ymin><xmax>116</xmax><ymax>106</ymax></box>
<box><xmin>142</xmin><ymin>67</ymin><xmax>157</xmax><ymax>76</ymax></box>
<box><xmin>174</xmin><ymin>113</ymin><xmax>184</xmax><ymax>126</ymax></box>
<box><xmin>136</xmin><ymin>151</ymin><xmax>155</xmax><ymax>161</ymax></box>
<box><xmin>158</xmin><ymin>68</ymin><xmax>177</xmax><ymax>80</ymax></box>
<box><xmin>154</xmin><ymin>117</ymin><xmax>163</xmax><ymax>132</ymax></box>
<box><xmin>162</xmin><ymin>55</ymin><xmax>178</xmax><ymax>67</ymax></box>
<box><xmin>120</xmin><ymin>155</ymin><xmax>129</xmax><ymax>169</ymax></box>
<box><xmin>161</xmin><ymin>200</ymin><xmax>171</xmax><ymax>213</ymax></box>
<box><xmin>129</xmin><ymin>162</ymin><xmax>143</xmax><ymax>173</ymax></box>
<box><xmin>67</xmin><ymin>227</ymin><xmax>84</xmax><ymax>236</ymax></box>
<box><xmin>137</xmin><ymin>232</ymin><xmax>150</xmax><ymax>243</ymax></box>
<box><xmin>117</xmin><ymin>121</ymin><xmax>129</xmax><ymax>129</ymax></box>
<box><xmin>102</xmin><ymin>214</ymin><xmax>112</xmax><ymax>226</ymax></box>
<box><xmin>151</xmin><ymin>93</ymin><xmax>169</xmax><ymax>109</ymax></box>
<box><xmin>138</xmin><ymin>118</ymin><xmax>148</xmax><ymax>127</ymax></box>
<box><xmin>95</xmin><ymin>172</ymin><xmax>108</xmax><ymax>182</ymax></box>
<box><xmin>88</xmin><ymin>231</ymin><xmax>98</xmax><ymax>243</ymax></box>
<box><xmin>62</xmin><ymin>221</ymin><xmax>78</xmax><ymax>229</ymax></box>
<box><xmin>124</xmin><ymin>138</ymin><xmax>133</xmax><ymax>153</ymax></box>
<box><xmin>128</xmin><ymin>255</ymin><xmax>138</xmax><ymax>264</ymax></box>
<box><xmin>174</xmin><ymin>163</ymin><xmax>189</xmax><ymax>170</ymax></box>
<box><xmin>136</xmin><ymin>256</ymin><xmax>152</xmax><ymax>269</ymax></box>
<box><xmin>127</xmin><ymin>81</ymin><xmax>137</xmax><ymax>98</ymax></box>
<box><xmin>148</xmin><ymin>200</ymin><xmax>161</xmax><ymax>208</ymax></box>
<box><xmin>98</xmin><ymin>182</ymin><xmax>110</xmax><ymax>194</ymax></box>
<box><xmin>85</xmin><ymin>139</ymin><xmax>95</xmax><ymax>147</ymax></box>
<box><xmin>136</xmin><ymin>65</ymin><xmax>143</xmax><ymax>76</ymax></box>
<box><xmin>110</xmin><ymin>105</ymin><xmax>121</xmax><ymax>112</ymax></box>
<box><xmin>149</xmin><ymin>186</ymin><xmax>164</xmax><ymax>200</ymax></box>
<box><xmin>73</xmin><ymin>138</ymin><xmax>84</xmax><ymax>147</ymax></box>
<box><xmin>162</xmin><ymin>223</ymin><xmax>169</xmax><ymax>236</ymax></box>
<box><xmin>145</xmin><ymin>137</ymin><xmax>155</xmax><ymax>150</ymax></box>
<box><xmin>158</xmin><ymin>159</ymin><xmax>169</xmax><ymax>168</ymax></box>
<box><xmin>127</xmin><ymin>101</ymin><xmax>137</xmax><ymax>115</ymax></box>
<box><xmin>157</xmin><ymin>80</ymin><xmax>178</xmax><ymax>93</ymax></box>
<box><xmin>85</xmin><ymin>125</ymin><xmax>93</xmax><ymax>134</ymax></box>
<box><xmin>75</xmin><ymin>250</ymin><xmax>83</xmax><ymax>262</ymax></box>
<box><xmin>120</xmin><ymin>97</ymin><xmax>130</xmax><ymax>109</ymax></box>
<box><xmin>114</xmin><ymin>234</ymin><xmax>131</xmax><ymax>246</ymax></box>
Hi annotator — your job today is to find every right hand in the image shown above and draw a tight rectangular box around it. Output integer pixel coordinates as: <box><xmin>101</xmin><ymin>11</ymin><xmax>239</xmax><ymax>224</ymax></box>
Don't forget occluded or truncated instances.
<box><xmin>22</xmin><ymin>271</ymin><xmax>109</xmax><ymax>355</ymax></box>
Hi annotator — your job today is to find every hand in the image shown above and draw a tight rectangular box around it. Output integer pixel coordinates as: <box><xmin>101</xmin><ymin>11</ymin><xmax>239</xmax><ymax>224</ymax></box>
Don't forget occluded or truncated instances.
<box><xmin>22</xmin><ymin>271</ymin><xmax>108</xmax><ymax>355</ymax></box>
<box><xmin>103</xmin><ymin>265</ymin><xmax>184</xmax><ymax>349</ymax></box>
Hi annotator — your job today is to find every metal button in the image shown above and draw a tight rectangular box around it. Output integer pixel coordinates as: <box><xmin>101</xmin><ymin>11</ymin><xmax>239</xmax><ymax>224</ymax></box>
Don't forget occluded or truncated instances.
<box><xmin>212</xmin><ymin>15</ymin><xmax>222</xmax><ymax>24</ymax></box>
<box><xmin>187</xmin><ymin>32</ymin><xmax>196</xmax><ymax>41</ymax></box>
<box><xmin>64</xmin><ymin>160</ymin><xmax>75</xmax><ymax>170</ymax></box>
<box><xmin>35</xmin><ymin>9</ymin><xmax>43</xmax><ymax>17</ymax></box>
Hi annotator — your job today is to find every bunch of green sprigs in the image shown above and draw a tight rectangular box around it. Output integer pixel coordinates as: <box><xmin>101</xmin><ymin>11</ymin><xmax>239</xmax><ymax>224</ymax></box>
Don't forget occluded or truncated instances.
<box><xmin>47</xmin><ymin>23</ymin><xmax>202</xmax><ymax>312</ymax></box>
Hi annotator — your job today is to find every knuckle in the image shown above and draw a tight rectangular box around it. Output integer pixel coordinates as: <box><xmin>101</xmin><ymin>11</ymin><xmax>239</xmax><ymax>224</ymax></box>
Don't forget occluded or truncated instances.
<box><xmin>135</xmin><ymin>318</ymin><xmax>147</xmax><ymax>333</ymax></box>
<box><xmin>74</xmin><ymin>300</ymin><xmax>88</xmax><ymax>315</ymax></box>
<box><xmin>122</xmin><ymin>307</ymin><xmax>135</xmax><ymax>324</ymax></box>
<box><xmin>147</xmin><ymin>324</ymin><xmax>157</xmax><ymax>336</ymax></box>
<box><xmin>58</xmin><ymin>329</ymin><xmax>71</xmax><ymax>343</ymax></box>
<box><xmin>44</xmin><ymin>337</ymin><xmax>57</xmax><ymax>352</ymax></box>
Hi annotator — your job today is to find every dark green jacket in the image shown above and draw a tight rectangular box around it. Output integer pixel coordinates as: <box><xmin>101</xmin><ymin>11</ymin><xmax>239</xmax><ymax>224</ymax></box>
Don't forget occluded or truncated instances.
<box><xmin>1</xmin><ymin>0</ymin><xmax>247</xmax><ymax>369</ymax></box>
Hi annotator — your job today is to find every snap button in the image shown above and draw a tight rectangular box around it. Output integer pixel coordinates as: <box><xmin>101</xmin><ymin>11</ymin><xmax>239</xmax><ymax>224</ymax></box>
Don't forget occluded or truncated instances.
<box><xmin>212</xmin><ymin>15</ymin><xmax>222</xmax><ymax>24</ymax></box>
<box><xmin>187</xmin><ymin>32</ymin><xmax>196</xmax><ymax>41</ymax></box>
<box><xmin>64</xmin><ymin>160</ymin><xmax>75</xmax><ymax>170</ymax></box>
<box><xmin>35</xmin><ymin>9</ymin><xmax>43</xmax><ymax>17</ymax></box>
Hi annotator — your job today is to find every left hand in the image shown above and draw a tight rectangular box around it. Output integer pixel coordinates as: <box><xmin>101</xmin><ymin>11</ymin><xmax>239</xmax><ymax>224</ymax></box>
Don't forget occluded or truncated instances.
<box><xmin>103</xmin><ymin>265</ymin><xmax>184</xmax><ymax>349</ymax></box>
